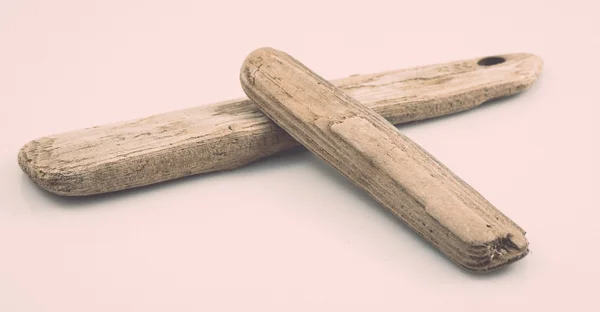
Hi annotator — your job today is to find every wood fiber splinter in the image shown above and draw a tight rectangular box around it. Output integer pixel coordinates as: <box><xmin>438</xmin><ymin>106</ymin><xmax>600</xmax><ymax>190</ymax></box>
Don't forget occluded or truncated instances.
<box><xmin>240</xmin><ymin>47</ymin><xmax>529</xmax><ymax>272</ymax></box>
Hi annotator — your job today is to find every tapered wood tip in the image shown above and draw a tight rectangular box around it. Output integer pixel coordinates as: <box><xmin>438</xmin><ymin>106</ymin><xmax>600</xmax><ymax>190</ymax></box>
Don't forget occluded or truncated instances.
<box><xmin>240</xmin><ymin>47</ymin><xmax>279</xmax><ymax>88</ymax></box>
<box><xmin>480</xmin><ymin>53</ymin><xmax>543</xmax><ymax>88</ymax></box>
<box><xmin>18</xmin><ymin>138</ymin><xmax>76</xmax><ymax>196</ymax></box>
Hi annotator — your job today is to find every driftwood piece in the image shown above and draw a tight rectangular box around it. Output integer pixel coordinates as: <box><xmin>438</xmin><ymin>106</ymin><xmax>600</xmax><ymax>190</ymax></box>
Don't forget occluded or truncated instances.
<box><xmin>19</xmin><ymin>53</ymin><xmax>542</xmax><ymax>196</ymax></box>
<box><xmin>240</xmin><ymin>47</ymin><xmax>529</xmax><ymax>272</ymax></box>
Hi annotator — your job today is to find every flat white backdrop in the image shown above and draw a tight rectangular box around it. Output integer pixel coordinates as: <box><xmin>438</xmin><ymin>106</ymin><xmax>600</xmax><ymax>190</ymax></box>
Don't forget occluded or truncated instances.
<box><xmin>1</xmin><ymin>0</ymin><xmax>598</xmax><ymax>311</ymax></box>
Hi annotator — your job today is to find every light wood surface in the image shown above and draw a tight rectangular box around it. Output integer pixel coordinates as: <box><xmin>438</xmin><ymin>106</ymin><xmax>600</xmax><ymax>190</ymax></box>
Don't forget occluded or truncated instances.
<box><xmin>240</xmin><ymin>47</ymin><xmax>529</xmax><ymax>272</ymax></box>
<box><xmin>19</xmin><ymin>53</ymin><xmax>542</xmax><ymax>196</ymax></box>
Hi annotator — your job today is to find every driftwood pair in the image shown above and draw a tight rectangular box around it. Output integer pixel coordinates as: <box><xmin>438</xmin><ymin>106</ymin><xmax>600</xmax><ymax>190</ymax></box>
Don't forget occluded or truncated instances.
<box><xmin>19</xmin><ymin>49</ymin><xmax>543</xmax><ymax>272</ymax></box>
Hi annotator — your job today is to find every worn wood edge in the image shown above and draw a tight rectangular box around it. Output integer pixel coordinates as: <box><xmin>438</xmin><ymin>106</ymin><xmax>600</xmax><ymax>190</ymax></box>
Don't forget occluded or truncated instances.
<box><xmin>239</xmin><ymin>47</ymin><xmax>529</xmax><ymax>272</ymax></box>
<box><xmin>19</xmin><ymin>53</ymin><xmax>543</xmax><ymax>196</ymax></box>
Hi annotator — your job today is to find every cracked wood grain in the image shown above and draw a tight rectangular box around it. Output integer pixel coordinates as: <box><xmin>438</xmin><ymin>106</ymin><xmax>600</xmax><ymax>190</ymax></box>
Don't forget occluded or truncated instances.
<box><xmin>19</xmin><ymin>53</ymin><xmax>542</xmax><ymax>196</ymax></box>
<box><xmin>240</xmin><ymin>47</ymin><xmax>529</xmax><ymax>272</ymax></box>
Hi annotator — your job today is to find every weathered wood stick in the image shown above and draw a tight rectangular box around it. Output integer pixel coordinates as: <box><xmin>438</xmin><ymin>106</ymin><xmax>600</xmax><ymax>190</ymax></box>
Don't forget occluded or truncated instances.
<box><xmin>240</xmin><ymin>47</ymin><xmax>529</xmax><ymax>272</ymax></box>
<box><xmin>19</xmin><ymin>53</ymin><xmax>542</xmax><ymax>196</ymax></box>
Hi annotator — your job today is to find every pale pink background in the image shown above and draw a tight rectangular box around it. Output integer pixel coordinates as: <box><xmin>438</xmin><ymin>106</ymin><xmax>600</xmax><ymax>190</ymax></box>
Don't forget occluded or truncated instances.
<box><xmin>1</xmin><ymin>0</ymin><xmax>598</xmax><ymax>311</ymax></box>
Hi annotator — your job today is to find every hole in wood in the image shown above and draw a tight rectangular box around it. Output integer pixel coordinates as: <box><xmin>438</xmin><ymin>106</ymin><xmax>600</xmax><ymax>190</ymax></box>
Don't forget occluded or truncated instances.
<box><xmin>477</xmin><ymin>56</ymin><xmax>506</xmax><ymax>66</ymax></box>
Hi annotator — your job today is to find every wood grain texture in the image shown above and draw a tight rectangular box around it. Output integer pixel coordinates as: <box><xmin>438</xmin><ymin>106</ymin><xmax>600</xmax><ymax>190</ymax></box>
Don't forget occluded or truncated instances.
<box><xmin>240</xmin><ymin>47</ymin><xmax>529</xmax><ymax>272</ymax></box>
<box><xmin>19</xmin><ymin>53</ymin><xmax>542</xmax><ymax>196</ymax></box>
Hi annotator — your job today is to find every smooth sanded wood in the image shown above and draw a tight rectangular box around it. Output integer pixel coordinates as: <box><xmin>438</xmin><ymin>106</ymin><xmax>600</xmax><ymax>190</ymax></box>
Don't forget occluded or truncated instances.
<box><xmin>240</xmin><ymin>47</ymin><xmax>529</xmax><ymax>272</ymax></box>
<box><xmin>19</xmin><ymin>53</ymin><xmax>542</xmax><ymax>196</ymax></box>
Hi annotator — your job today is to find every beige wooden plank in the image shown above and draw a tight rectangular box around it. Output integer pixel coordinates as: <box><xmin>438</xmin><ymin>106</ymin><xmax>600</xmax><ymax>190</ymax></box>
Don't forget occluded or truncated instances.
<box><xmin>19</xmin><ymin>53</ymin><xmax>542</xmax><ymax>196</ymax></box>
<box><xmin>240</xmin><ymin>47</ymin><xmax>530</xmax><ymax>272</ymax></box>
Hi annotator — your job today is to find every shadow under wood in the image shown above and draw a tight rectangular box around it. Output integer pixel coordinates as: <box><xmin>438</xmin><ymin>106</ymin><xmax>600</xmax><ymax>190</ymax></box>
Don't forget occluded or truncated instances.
<box><xmin>396</xmin><ymin>92</ymin><xmax>533</xmax><ymax>132</ymax></box>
